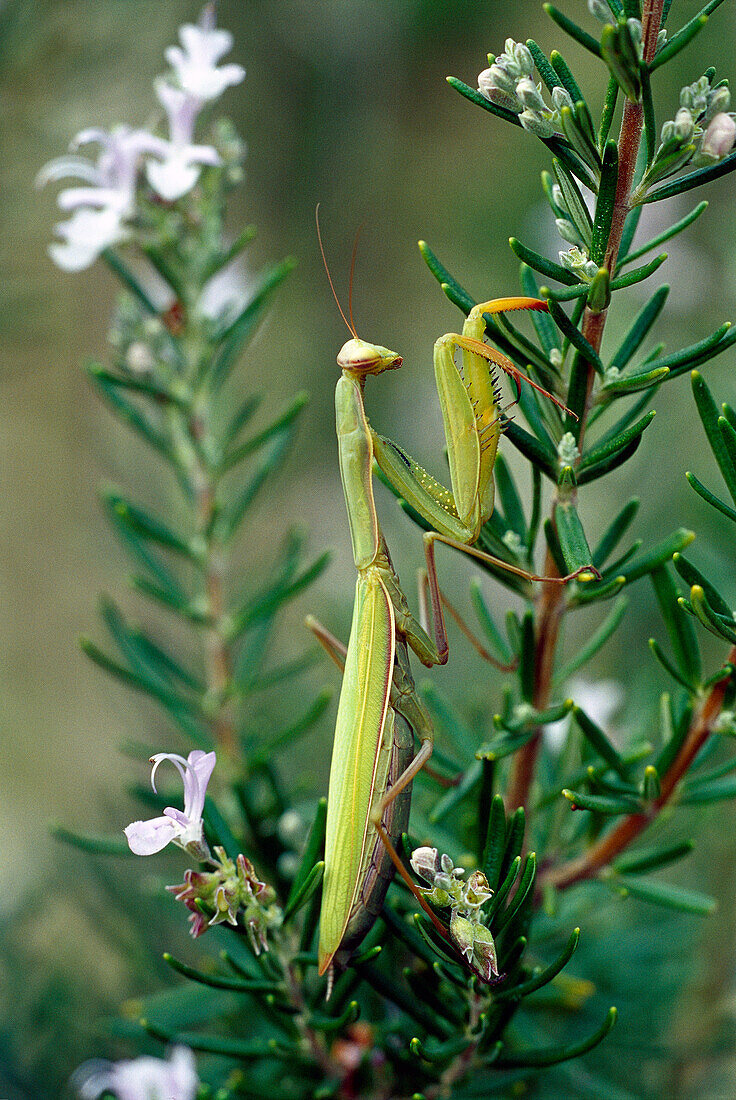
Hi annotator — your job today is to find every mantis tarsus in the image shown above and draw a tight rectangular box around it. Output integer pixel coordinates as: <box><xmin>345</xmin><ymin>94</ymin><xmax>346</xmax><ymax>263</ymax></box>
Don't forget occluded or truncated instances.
<box><xmin>311</xmin><ymin>227</ymin><xmax>595</xmax><ymax>983</ymax></box>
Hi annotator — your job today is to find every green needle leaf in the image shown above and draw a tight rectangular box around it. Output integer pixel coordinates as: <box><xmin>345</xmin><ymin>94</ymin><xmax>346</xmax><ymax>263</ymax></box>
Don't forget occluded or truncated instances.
<box><xmin>650</xmin><ymin>565</ymin><xmax>701</xmax><ymax>686</ymax></box>
<box><xmin>547</xmin><ymin>299</ymin><xmax>603</xmax><ymax>374</ymax></box>
<box><xmin>650</xmin><ymin>0</ymin><xmax>728</xmax><ymax>71</ymax></box>
<box><xmin>555</xmin><ymin>596</ymin><xmax>629</xmax><ymax>682</ymax></box>
<box><xmin>222</xmin><ymin>392</ymin><xmax>309</xmax><ymax>473</ymax></box>
<box><xmin>509</xmin><ymin>237</ymin><xmax>579</xmax><ymax>286</ymax></box>
<box><xmin>688</xmin><ymin>585</ymin><xmax>736</xmax><ymax>644</ymax></box>
<box><xmin>642</xmin><ymin>147</ymin><xmax>736</xmax><ymax>202</ymax></box>
<box><xmin>212</xmin><ymin>258</ymin><xmax>296</xmax><ymax>388</ymax></box>
<box><xmin>686</xmin><ymin>471</ymin><xmax>736</xmax><ymax>523</ymax></box>
<box><xmin>550</xmin><ymin>50</ymin><xmax>584</xmax><ymax>106</ymax></box>
<box><xmin>608</xmin><ymin>286</ymin><xmax>669</xmax><ymax>371</ymax></box>
<box><xmin>495</xmin><ymin>927</ymin><xmax>580</xmax><ymax>1001</ymax></box>
<box><xmin>563</xmin><ymin>789</ymin><xmax>639</xmax><ymax>813</ymax></box>
<box><xmin>611</xmin><ymin>876</ymin><xmax>716</xmax><ymax>915</ymax></box>
<box><xmin>496</xmin><ymin>1007</ymin><xmax>617</xmax><ymax>1067</ymax></box>
<box><xmin>481</xmin><ymin>795</ymin><xmax>508</xmax><ymax>890</ymax></box>
<box><xmin>554</xmin><ymin>499</ymin><xmax>596</xmax><ymax>577</ymax></box>
<box><xmin>163</xmin><ymin>954</ymin><xmax>281</xmax><ymax>993</ymax></box>
<box><xmin>593</xmin><ymin>499</ymin><xmax>640</xmax><ymax>567</ymax></box>
<box><xmin>680</xmin><ymin>776</ymin><xmax>736</xmax><ymax>805</ymax></box>
<box><xmin>613</xmin><ymin>840</ymin><xmax>694</xmax><ymax>875</ymax></box>
<box><xmin>418</xmin><ymin>239</ymin><xmax>475</xmax><ymax>311</ymax></box>
<box><xmin>282</xmin><ymin>861</ymin><xmax>324</xmax><ymax>922</ymax></box>
<box><xmin>591</xmin><ymin>142</ymin><xmax>618</xmax><ymax>264</ymax></box>
<box><xmin>446</xmin><ymin>76</ymin><xmax>522</xmax><ymax>127</ymax></box>
<box><xmin>619</xmin><ymin>528</ymin><xmax>695</xmax><ymax>584</ymax></box>
<box><xmin>573</xmin><ymin>705</ymin><xmax>629</xmax><ymax>778</ymax></box>
<box><xmin>543</xmin><ymin>5</ymin><xmax>602</xmax><ymax>56</ymax></box>
<box><xmin>617</xmin><ymin>202</ymin><xmax>708</xmax><ymax>270</ymax></box>
<box><xmin>673</xmin><ymin>552</ymin><xmax>732</xmax><ymax>618</ymax></box>
<box><xmin>691</xmin><ymin>370</ymin><xmax>736</xmax><ymax>504</ymax></box>
<box><xmin>526</xmin><ymin>39</ymin><xmax>561</xmax><ymax>93</ymax></box>
<box><xmin>579</xmin><ymin>411</ymin><xmax>656</xmax><ymax>478</ymax></box>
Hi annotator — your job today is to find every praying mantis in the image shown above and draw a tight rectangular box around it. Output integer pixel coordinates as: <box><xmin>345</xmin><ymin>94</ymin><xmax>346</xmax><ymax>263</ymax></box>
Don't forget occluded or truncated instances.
<box><xmin>311</xmin><ymin>228</ymin><xmax>594</xmax><ymax>981</ymax></box>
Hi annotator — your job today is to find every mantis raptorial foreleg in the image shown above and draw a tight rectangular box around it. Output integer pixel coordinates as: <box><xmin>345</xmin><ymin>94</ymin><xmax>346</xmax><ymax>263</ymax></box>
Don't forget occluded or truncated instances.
<box><xmin>370</xmin><ymin>295</ymin><xmax>597</xmax><ymax>582</ymax></box>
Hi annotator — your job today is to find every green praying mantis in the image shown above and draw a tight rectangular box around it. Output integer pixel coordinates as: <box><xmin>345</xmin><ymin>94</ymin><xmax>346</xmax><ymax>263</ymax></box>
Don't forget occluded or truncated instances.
<box><xmin>310</xmin><ymin>228</ymin><xmax>594</xmax><ymax>982</ymax></box>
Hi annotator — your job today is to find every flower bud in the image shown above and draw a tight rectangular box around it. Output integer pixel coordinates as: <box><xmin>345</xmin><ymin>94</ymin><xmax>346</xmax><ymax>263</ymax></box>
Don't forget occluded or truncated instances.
<box><xmin>520</xmin><ymin>109</ymin><xmax>556</xmax><ymax>138</ymax></box>
<box><xmin>557</xmin><ymin>432</ymin><xmax>580</xmax><ymax>467</ymax></box>
<box><xmin>449</xmin><ymin>912</ymin><xmax>499</xmax><ymax>981</ymax></box>
<box><xmin>660</xmin><ymin>119</ymin><xmax>675</xmax><ymax>145</ymax></box>
<box><xmin>477</xmin><ymin>67</ymin><xmax>522</xmax><ymax>112</ymax></box>
<box><xmin>674</xmin><ymin>107</ymin><xmax>694</xmax><ymax>143</ymax></box>
<box><xmin>516</xmin><ymin>77</ymin><xmax>547</xmax><ymax>113</ymax></box>
<box><xmin>513</xmin><ymin>42</ymin><xmax>535</xmax><ymax>76</ymax></box>
<box><xmin>556</xmin><ymin>218</ymin><xmax>585</xmax><ymax>247</ymax></box>
<box><xmin>626</xmin><ymin>18</ymin><xmax>642</xmax><ymax>54</ymax></box>
<box><xmin>552</xmin><ymin>85</ymin><xmax>574</xmax><ymax>113</ymax></box>
<box><xmin>464</xmin><ymin>870</ymin><xmax>493</xmax><ymax>908</ymax></box>
<box><xmin>701</xmin><ymin>112</ymin><xmax>736</xmax><ymax>159</ymax></box>
<box><xmin>588</xmin><ymin>0</ymin><xmax>613</xmax><ymax>24</ymax></box>
<box><xmin>410</xmin><ymin>846</ymin><xmax>440</xmax><ymax>883</ymax></box>
<box><xmin>706</xmin><ymin>85</ymin><xmax>731</xmax><ymax>120</ymax></box>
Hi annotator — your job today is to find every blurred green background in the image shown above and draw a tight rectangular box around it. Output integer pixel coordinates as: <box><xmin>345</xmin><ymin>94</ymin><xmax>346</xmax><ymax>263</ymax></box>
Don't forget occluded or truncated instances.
<box><xmin>4</xmin><ymin>0</ymin><xmax>736</xmax><ymax>1091</ymax></box>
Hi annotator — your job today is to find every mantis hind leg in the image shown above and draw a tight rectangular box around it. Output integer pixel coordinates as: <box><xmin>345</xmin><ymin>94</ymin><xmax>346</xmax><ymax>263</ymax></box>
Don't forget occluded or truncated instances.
<box><xmin>305</xmin><ymin>614</ymin><xmax>347</xmax><ymax>672</ymax></box>
<box><xmin>417</xmin><ymin>568</ymin><xmax>518</xmax><ymax>673</ymax></box>
<box><xmin>367</xmin><ymin>736</ymin><xmax>455</xmax><ymax>944</ymax></box>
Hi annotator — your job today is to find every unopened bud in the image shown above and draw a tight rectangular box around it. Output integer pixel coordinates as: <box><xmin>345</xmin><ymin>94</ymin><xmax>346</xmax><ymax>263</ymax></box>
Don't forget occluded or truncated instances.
<box><xmin>552</xmin><ymin>85</ymin><xmax>574</xmax><ymax>113</ymax></box>
<box><xmin>477</xmin><ymin>67</ymin><xmax>522</xmax><ymax>113</ymax></box>
<box><xmin>556</xmin><ymin>218</ymin><xmax>585</xmax><ymax>247</ymax></box>
<box><xmin>626</xmin><ymin>18</ymin><xmax>642</xmax><ymax>54</ymax></box>
<box><xmin>707</xmin><ymin>85</ymin><xmax>731</xmax><ymax>120</ymax></box>
<box><xmin>410</xmin><ymin>846</ymin><xmax>440</xmax><ymax>883</ymax></box>
<box><xmin>520</xmin><ymin>109</ymin><xmax>556</xmax><ymax>138</ymax></box>
<box><xmin>588</xmin><ymin>0</ymin><xmax>613</xmax><ymax>24</ymax></box>
<box><xmin>449</xmin><ymin>912</ymin><xmax>499</xmax><ymax>980</ymax></box>
<box><xmin>516</xmin><ymin>77</ymin><xmax>547</xmax><ymax>113</ymax></box>
<box><xmin>674</xmin><ymin>107</ymin><xmax>694</xmax><ymax>143</ymax></box>
<box><xmin>513</xmin><ymin>42</ymin><xmax>534</xmax><ymax>76</ymax></box>
<box><xmin>701</xmin><ymin>112</ymin><xmax>736</xmax><ymax>159</ymax></box>
<box><xmin>557</xmin><ymin>432</ymin><xmax>580</xmax><ymax>466</ymax></box>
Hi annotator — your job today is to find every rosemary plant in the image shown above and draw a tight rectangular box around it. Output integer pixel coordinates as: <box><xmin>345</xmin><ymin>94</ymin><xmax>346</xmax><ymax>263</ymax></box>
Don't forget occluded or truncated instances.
<box><xmin>23</xmin><ymin>2</ymin><xmax>736</xmax><ymax>1098</ymax></box>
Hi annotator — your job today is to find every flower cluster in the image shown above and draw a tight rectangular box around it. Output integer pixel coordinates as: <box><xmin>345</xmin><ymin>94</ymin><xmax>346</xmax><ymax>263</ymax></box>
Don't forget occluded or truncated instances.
<box><xmin>637</xmin><ymin>71</ymin><xmax>736</xmax><ymax>196</ymax></box>
<box><xmin>167</xmin><ymin>846</ymin><xmax>282</xmax><ymax>952</ymax></box>
<box><xmin>37</xmin><ymin>5</ymin><xmax>244</xmax><ymax>271</ymax></box>
<box><xmin>559</xmin><ymin>245</ymin><xmax>599</xmax><ymax>283</ymax></box>
<box><xmin>71</xmin><ymin>1045</ymin><xmax>198</xmax><ymax>1100</ymax></box>
<box><xmin>410</xmin><ymin>847</ymin><xmax>499</xmax><ymax>981</ymax></box>
<box><xmin>668</xmin><ymin>74</ymin><xmax>736</xmax><ymax>163</ymax></box>
<box><xmin>477</xmin><ymin>39</ymin><xmax>574</xmax><ymax>139</ymax></box>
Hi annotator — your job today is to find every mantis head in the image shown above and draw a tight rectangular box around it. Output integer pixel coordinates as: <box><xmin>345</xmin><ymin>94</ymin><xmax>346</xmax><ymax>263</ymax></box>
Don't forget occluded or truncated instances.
<box><xmin>337</xmin><ymin>338</ymin><xmax>403</xmax><ymax>376</ymax></box>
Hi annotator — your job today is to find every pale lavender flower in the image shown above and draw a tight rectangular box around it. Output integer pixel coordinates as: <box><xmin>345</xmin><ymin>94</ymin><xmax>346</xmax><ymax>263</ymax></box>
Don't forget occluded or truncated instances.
<box><xmin>145</xmin><ymin>80</ymin><xmax>221</xmax><ymax>201</ymax></box>
<box><xmin>37</xmin><ymin>126</ymin><xmax>161</xmax><ymax>270</ymax></box>
<box><xmin>165</xmin><ymin>8</ymin><xmax>245</xmax><ymax>102</ymax></box>
<box><xmin>47</xmin><ymin>206</ymin><xmax>128</xmax><ymax>273</ymax></box>
<box><xmin>71</xmin><ymin>1045</ymin><xmax>198</xmax><ymax>1100</ymax></box>
<box><xmin>125</xmin><ymin>749</ymin><xmax>216</xmax><ymax>859</ymax></box>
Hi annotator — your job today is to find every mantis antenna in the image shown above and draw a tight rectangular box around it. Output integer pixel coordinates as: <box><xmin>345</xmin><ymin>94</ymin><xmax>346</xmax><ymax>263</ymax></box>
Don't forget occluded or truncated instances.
<box><xmin>315</xmin><ymin>204</ymin><xmax>356</xmax><ymax>339</ymax></box>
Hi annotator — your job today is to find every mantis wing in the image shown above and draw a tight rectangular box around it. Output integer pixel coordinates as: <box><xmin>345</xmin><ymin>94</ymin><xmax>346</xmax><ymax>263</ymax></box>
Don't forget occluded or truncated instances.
<box><xmin>318</xmin><ymin>569</ymin><xmax>395</xmax><ymax>975</ymax></box>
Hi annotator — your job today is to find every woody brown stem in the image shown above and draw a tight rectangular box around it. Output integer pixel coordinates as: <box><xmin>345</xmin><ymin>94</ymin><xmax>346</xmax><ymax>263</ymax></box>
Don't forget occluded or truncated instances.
<box><xmin>540</xmin><ymin>649</ymin><xmax>736</xmax><ymax>893</ymax></box>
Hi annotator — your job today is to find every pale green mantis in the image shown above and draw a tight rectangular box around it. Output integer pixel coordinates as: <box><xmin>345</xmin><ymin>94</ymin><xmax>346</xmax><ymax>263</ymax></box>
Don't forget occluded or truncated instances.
<box><xmin>311</xmin><ymin>229</ymin><xmax>594</xmax><ymax>981</ymax></box>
